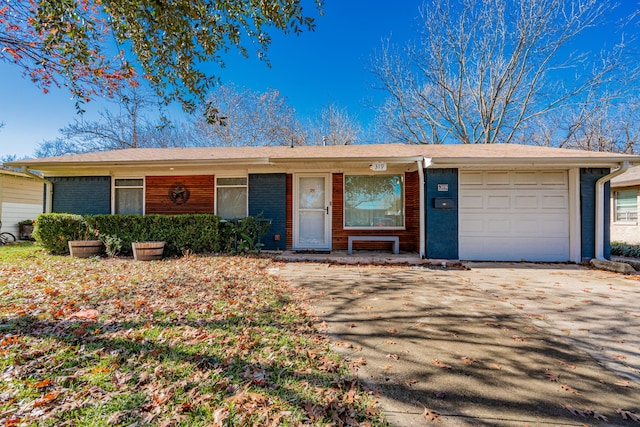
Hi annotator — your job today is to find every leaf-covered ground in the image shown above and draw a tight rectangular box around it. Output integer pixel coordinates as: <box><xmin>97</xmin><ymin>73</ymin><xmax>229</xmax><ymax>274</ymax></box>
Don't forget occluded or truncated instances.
<box><xmin>0</xmin><ymin>244</ymin><xmax>386</xmax><ymax>426</ymax></box>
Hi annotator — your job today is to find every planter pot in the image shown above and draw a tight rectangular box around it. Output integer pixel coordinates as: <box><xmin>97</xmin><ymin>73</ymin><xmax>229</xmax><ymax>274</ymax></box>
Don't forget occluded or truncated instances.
<box><xmin>19</xmin><ymin>224</ymin><xmax>34</xmax><ymax>240</ymax></box>
<box><xmin>132</xmin><ymin>241</ymin><xmax>165</xmax><ymax>261</ymax></box>
<box><xmin>68</xmin><ymin>240</ymin><xmax>103</xmax><ymax>258</ymax></box>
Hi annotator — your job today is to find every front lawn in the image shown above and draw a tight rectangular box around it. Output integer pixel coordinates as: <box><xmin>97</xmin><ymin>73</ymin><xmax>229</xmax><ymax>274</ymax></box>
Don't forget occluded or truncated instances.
<box><xmin>0</xmin><ymin>244</ymin><xmax>386</xmax><ymax>426</ymax></box>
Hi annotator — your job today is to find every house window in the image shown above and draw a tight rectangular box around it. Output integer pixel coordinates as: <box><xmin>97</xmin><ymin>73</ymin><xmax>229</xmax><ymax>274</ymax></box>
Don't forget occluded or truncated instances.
<box><xmin>615</xmin><ymin>189</ymin><xmax>638</xmax><ymax>222</ymax></box>
<box><xmin>344</xmin><ymin>174</ymin><xmax>404</xmax><ymax>228</ymax></box>
<box><xmin>114</xmin><ymin>178</ymin><xmax>144</xmax><ymax>215</ymax></box>
<box><xmin>216</xmin><ymin>177</ymin><xmax>247</xmax><ymax>219</ymax></box>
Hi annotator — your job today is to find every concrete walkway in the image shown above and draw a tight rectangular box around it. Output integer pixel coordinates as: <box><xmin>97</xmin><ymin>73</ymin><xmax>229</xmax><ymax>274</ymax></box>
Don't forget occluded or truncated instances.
<box><xmin>275</xmin><ymin>262</ymin><xmax>640</xmax><ymax>426</ymax></box>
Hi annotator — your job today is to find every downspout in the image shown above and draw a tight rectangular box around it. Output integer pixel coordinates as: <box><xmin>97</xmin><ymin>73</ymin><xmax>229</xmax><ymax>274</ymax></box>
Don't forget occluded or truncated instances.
<box><xmin>595</xmin><ymin>161</ymin><xmax>629</xmax><ymax>260</ymax></box>
<box><xmin>418</xmin><ymin>157</ymin><xmax>432</xmax><ymax>259</ymax></box>
<box><xmin>20</xmin><ymin>168</ymin><xmax>54</xmax><ymax>213</ymax></box>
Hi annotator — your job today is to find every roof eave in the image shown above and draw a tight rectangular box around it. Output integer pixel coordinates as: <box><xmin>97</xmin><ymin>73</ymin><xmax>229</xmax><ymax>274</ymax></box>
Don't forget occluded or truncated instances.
<box><xmin>429</xmin><ymin>157</ymin><xmax>638</xmax><ymax>168</ymax></box>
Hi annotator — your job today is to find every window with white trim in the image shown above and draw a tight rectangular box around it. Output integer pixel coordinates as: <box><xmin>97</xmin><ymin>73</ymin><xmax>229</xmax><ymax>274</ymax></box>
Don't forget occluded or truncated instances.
<box><xmin>216</xmin><ymin>177</ymin><xmax>248</xmax><ymax>219</ymax></box>
<box><xmin>344</xmin><ymin>174</ymin><xmax>404</xmax><ymax>228</ymax></box>
<box><xmin>615</xmin><ymin>189</ymin><xmax>638</xmax><ymax>222</ymax></box>
<box><xmin>114</xmin><ymin>178</ymin><xmax>144</xmax><ymax>214</ymax></box>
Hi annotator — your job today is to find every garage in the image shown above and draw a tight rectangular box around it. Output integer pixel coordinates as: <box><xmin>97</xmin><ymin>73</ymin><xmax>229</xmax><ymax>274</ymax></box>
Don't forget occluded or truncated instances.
<box><xmin>459</xmin><ymin>170</ymin><xmax>570</xmax><ymax>261</ymax></box>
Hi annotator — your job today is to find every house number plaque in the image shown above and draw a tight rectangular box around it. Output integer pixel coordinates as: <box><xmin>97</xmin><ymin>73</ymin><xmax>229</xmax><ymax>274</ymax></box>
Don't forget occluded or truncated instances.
<box><xmin>168</xmin><ymin>182</ymin><xmax>190</xmax><ymax>205</ymax></box>
<box><xmin>370</xmin><ymin>161</ymin><xmax>387</xmax><ymax>171</ymax></box>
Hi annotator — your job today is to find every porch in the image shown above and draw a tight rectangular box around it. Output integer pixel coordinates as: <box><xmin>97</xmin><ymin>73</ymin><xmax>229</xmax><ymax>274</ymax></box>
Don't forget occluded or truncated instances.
<box><xmin>274</xmin><ymin>250</ymin><xmax>456</xmax><ymax>267</ymax></box>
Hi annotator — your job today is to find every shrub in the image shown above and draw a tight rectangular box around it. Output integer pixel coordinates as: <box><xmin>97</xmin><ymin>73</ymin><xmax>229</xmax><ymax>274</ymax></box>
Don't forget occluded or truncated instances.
<box><xmin>34</xmin><ymin>213</ymin><xmax>269</xmax><ymax>257</ymax></box>
<box><xmin>610</xmin><ymin>241</ymin><xmax>640</xmax><ymax>258</ymax></box>
<box><xmin>32</xmin><ymin>213</ymin><xmax>97</xmax><ymax>255</ymax></box>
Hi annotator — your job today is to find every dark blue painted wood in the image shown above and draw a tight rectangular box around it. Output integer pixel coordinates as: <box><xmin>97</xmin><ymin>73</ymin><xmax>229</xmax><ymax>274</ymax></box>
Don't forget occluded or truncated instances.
<box><xmin>425</xmin><ymin>168</ymin><xmax>459</xmax><ymax>259</ymax></box>
<box><xmin>580</xmin><ymin>168</ymin><xmax>611</xmax><ymax>261</ymax></box>
<box><xmin>48</xmin><ymin>176</ymin><xmax>111</xmax><ymax>214</ymax></box>
<box><xmin>248</xmin><ymin>173</ymin><xmax>287</xmax><ymax>251</ymax></box>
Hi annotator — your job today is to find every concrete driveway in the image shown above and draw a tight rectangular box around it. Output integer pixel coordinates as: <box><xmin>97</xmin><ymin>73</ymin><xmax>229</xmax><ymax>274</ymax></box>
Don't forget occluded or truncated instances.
<box><xmin>275</xmin><ymin>262</ymin><xmax>640</xmax><ymax>426</ymax></box>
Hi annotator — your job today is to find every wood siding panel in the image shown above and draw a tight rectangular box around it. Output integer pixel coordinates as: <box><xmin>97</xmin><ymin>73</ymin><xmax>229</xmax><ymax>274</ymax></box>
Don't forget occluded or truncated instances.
<box><xmin>332</xmin><ymin>172</ymin><xmax>420</xmax><ymax>252</ymax></box>
<box><xmin>146</xmin><ymin>175</ymin><xmax>214</xmax><ymax>214</ymax></box>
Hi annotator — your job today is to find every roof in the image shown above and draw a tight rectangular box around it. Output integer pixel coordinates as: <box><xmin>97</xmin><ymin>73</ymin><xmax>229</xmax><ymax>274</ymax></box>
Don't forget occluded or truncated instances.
<box><xmin>6</xmin><ymin>144</ymin><xmax>638</xmax><ymax>171</ymax></box>
<box><xmin>0</xmin><ymin>167</ymin><xmax>42</xmax><ymax>179</ymax></box>
<box><xmin>611</xmin><ymin>166</ymin><xmax>640</xmax><ymax>188</ymax></box>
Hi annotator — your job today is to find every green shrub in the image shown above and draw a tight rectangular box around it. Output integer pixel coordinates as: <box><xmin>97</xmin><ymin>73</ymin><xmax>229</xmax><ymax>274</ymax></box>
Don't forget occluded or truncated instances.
<box><xmin>34</xmin><ymin>213</ymin><xmax>269</xmax><ymax>257</ymax></box>
<box><xmin>32</xmin><ymin>213</ymin><xmax>97</xmax><ymax>255</ymax></box>
<box><xmin>610</xmin><ymin>241</ymin><xmax>640</xmax><ymax>258</ymax></box>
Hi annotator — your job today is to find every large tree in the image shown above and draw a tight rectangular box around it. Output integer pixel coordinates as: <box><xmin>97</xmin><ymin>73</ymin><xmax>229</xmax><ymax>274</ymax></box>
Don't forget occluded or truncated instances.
<box><xmin>35</xmin><ymin>88</ymin><xmax>191</xmax><ymax>156</ymax></box>
<box><xmin>306</xmin><ymin>103</ymin><xmax>362</xmax><ymax>145</ymax></box>
<box><xmin>0</xmin><ymin>0</ymin><xmax>321</xmax><ymax>111</ymax></box>
<box><xmin>191</xmin><ymin>84</ymin><xmax>305</xmax><ymax>147</ymax></box>
<box><xmin>371</xmin><ymin>0</ymin><xmax>638</xmax><ymax>147</ymax></box>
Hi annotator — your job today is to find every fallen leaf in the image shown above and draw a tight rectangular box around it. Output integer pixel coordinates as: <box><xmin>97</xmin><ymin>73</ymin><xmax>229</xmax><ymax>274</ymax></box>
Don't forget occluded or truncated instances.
<box><xmin>461</xmin><ymin>357</ymin><xmax>483</xmax><ymax>365</ymax></box>
<box><xmin>34</xmin><ymin>379</ymin><xmax>53</xmax><ymax>389</ymax></box>
<box><xmin>617</xmin><ymin>408</ymin><xmax>640</xmax><ymax>422</ymax></box>
<box><xmin>422</xmin><ymin>407</ymin><xmax>441</xmax><ymax>422</ymax></box>
<box><xmin>544</xmin><ymin>371</ymin><xmax>559</xmax><ymax>382</ymax></box>
<box><xmin>404</xmin><ymin>379</ymin><xmax>418</xmax><ymax>387</ymax></box>
<box><xmin>560</xmin><ymin>384</ymin><xmax>580</xmax><ymax>395</ymax></box>
<box><xmin>432</xmin><ymin>359</ymin><xmax>452</xmax><ymax>369</ymax></box>
<box><xmin>33</xmin><ymin>391</ymin><xmax>60</xmax><ymax>407</ymax></box>
<box><xmin>67</xmin><ymin>309</ymin><xmax>99</xmax><ymax>320</ymax></box>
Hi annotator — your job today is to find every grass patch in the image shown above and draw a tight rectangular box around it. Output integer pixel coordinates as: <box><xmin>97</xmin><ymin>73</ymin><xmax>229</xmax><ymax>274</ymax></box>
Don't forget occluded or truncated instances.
<box><xmin>0</xmin><ymin>243</ymin><xmax>387</xmax><ymax>426</ymax></box>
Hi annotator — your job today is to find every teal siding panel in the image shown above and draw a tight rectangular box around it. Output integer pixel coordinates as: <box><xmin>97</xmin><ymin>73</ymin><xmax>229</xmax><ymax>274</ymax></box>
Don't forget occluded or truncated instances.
<box><xmin>425</xmin><ymin>168</ymin><xmax>459</xmax><ymax>259</ymax></box>
<box><xmin>580</xmin><ymin>168</ymin><xmax>611</xmax><ymax>260</ymax></box>
<box><xmin>248</xmin><ymin>173</ymin><xmax>286</xmax><ymax>251</ymax></box>
<box><xmin>48</xmin><ymin>176</ymin><xmax>111</xmax><ymax>215</ymax></box>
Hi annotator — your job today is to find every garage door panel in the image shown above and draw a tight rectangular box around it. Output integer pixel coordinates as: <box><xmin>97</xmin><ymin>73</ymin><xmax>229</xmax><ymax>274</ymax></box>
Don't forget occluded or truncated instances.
<box><xmin>460</xmin><ymin>237</ymin><xmax>570</xmax><ymax>261</ymax></box>
<box><xmin>542</xmin><ymin>194</ymin><xmax>567</xmax><ymax>209</ymax></box>
<box><xmin>459</xmin><ymin>170</ymin><xmax>569</xmax><ymax>261</ymax></box>
<box><xmin>460</xmin><ymin>195</ymin><xmax>484</xmax><ymax>209</ymax></box>
<box><xmin>488</xmin><ymin>195</ymin><xmax>510</xmax><ymax>209</ymax></box>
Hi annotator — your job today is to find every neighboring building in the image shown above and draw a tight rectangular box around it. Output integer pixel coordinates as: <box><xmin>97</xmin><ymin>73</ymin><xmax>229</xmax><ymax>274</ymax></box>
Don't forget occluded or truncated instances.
<box><xmin>7</xmin><ymin>144</ymin><xmax>638</xmax><ymax>262</ymax></box>
<box><xmin>0</xmin><ymin>168</ymin><xmax>44</xmax><ymax>237</ymax></box>
<box><xmin>610</xmin><ymin>166</ymin><xmax>640</xmax><ymax>244</ymax></box>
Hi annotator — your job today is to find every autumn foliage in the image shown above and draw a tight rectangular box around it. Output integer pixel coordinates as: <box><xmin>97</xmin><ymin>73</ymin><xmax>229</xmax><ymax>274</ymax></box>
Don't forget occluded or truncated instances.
<box><xmin>0</xmin><ymin>245</ymin><xmax>386</xmax><ymax>425</ymax></box>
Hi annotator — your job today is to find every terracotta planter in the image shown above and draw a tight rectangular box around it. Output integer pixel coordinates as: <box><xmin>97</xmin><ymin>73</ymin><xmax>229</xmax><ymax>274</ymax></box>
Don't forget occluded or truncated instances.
<box><xmin>68</xmin><ymin>240</ymin><xmax>103</xmax><ymax>258</ymax></box>
<box><xmin>132</xmin><ymin>241</ymin><xmax>165</xmax><ymax>261</ymax></box>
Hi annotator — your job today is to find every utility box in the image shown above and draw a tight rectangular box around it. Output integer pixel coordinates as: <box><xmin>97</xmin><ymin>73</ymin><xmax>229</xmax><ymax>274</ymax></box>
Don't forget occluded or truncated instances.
<box><xmin>434</xmin><ymin>197</ymin><xmax>455</xmax><ymax>209</ymax></box>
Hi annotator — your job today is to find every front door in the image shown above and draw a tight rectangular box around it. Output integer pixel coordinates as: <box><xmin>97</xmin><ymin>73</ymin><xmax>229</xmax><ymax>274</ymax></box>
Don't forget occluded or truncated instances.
<box><xmin>294</xmin><ymin>174</ymin><xmax>331</xmax><ymax>250</ymax></box>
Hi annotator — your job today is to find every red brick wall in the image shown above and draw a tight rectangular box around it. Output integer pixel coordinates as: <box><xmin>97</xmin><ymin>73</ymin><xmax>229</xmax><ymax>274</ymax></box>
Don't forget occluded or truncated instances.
<box><xmin>331</xmin><ymin>172</ymin><xmax>420</xmax><ymax>252</ymax></box>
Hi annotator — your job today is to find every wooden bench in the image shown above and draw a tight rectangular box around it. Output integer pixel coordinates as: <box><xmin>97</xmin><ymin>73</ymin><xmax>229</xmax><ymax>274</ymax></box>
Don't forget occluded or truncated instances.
<box><xmin>347</xmin><ymin>236</ymin><xmax>399</xmax><ymax>255</ymax></box>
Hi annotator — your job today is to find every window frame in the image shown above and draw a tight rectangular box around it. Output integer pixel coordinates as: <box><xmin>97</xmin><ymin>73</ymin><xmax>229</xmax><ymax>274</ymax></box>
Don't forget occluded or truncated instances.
<box><xmin>112</xmin><ymin>177</ymin><xmax>145</xmax><ymax>215</ymax></box>
<box><xmin>343</xmin><ymin>173</ymin><xmax>406</xmax><ymax>230</ymax></box>
<box><xmin>614</xmin><ymin>189</ymin><xmax>638</xmax><ymax>223</ymax></box>
<box><xmin>215</xmin><ymin>176</ymin><xmax>248</xmax><ymax>219</ymax></box>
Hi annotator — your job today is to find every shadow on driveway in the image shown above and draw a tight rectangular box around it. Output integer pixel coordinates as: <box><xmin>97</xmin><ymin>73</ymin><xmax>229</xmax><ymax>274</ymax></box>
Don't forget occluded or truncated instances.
<box><xmin>276</xmin><ymin>262</ymin><xmax>640</xmax><ymax>426</ymax></box>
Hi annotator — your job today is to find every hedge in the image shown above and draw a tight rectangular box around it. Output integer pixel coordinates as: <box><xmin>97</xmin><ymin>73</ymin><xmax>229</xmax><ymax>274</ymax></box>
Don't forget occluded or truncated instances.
<box><xmin>610</xmin><ymin>241</ymin><xmax>640</xmax><ymax>258</ymax></box>
<box><xmin>33</xmin><ymin>213</ymin><xmax>270</xmax><ymax>256</ymax></box>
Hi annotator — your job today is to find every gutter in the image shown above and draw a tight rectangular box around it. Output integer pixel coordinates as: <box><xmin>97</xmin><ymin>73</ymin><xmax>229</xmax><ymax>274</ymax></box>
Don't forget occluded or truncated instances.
<box><xmin>595</xmin><ymin>161</ymin><xmax>629</xmax><ymax>260</ymax></box>
<box><xmin>418</xmin><ymin>157</ymin><xmax>432</xmax><ymax>259</ymax></box>
<box><xmin>20</xmin><ymin>168</ymin><xmax>54</xmax><ymax>213</ymax></box>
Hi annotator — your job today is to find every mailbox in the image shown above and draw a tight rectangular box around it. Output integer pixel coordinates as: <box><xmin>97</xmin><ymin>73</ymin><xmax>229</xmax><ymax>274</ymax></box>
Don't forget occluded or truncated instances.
<box><xmin>433</xmin><ymin>197</ymin><xmax>455</xmax><ymax>209</ymax></box>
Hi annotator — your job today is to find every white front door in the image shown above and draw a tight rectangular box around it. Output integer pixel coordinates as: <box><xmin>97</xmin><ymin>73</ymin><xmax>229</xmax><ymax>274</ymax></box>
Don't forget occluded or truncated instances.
<box><xmin>294</xmin><ymin>174</ymin><xmax>331</xmax><ymax>250</ymax></box>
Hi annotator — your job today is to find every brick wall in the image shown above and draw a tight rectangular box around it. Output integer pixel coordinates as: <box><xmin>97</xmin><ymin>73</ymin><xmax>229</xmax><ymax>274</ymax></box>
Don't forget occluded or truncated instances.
<box><xmin>331</xmin><ymin>171</ymin><xmax>420</xmax><ymax>252</ymax></box>
<box><xmin>248</xmin><ymin>173</ymin><xmax>287</xmax><ymax>250</ymax></box>
<box><xmin>49</xmin><ymin>176</ymin><xmax>111</xmax><ymax>214</ymax></box>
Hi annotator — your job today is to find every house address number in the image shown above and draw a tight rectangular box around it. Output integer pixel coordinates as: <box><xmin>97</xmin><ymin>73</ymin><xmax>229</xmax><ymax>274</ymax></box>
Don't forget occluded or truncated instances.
<box><xmin>370</xmin><ymin>161</ymin><xmax>387</xmax><ymax>172</ymax></box>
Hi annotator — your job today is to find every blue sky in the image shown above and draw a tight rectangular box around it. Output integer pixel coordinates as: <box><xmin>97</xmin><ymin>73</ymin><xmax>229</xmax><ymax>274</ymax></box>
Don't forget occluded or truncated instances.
<box><xmin>0</xmin><ymin>1</ymin><xmax>423</xmax><ymax>159</ymax></box>
<box><xmin>1</xmin><ymin>1</ymin><xmax>638</xmax><ymax>159</ymax></box>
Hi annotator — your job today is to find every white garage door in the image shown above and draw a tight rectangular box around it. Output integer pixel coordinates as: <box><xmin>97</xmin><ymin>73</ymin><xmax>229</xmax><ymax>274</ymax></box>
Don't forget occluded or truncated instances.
<box><xmin>459</xmin><ymin>170</ymin><xmax>570</xmax><ymax>261</ymax></box>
